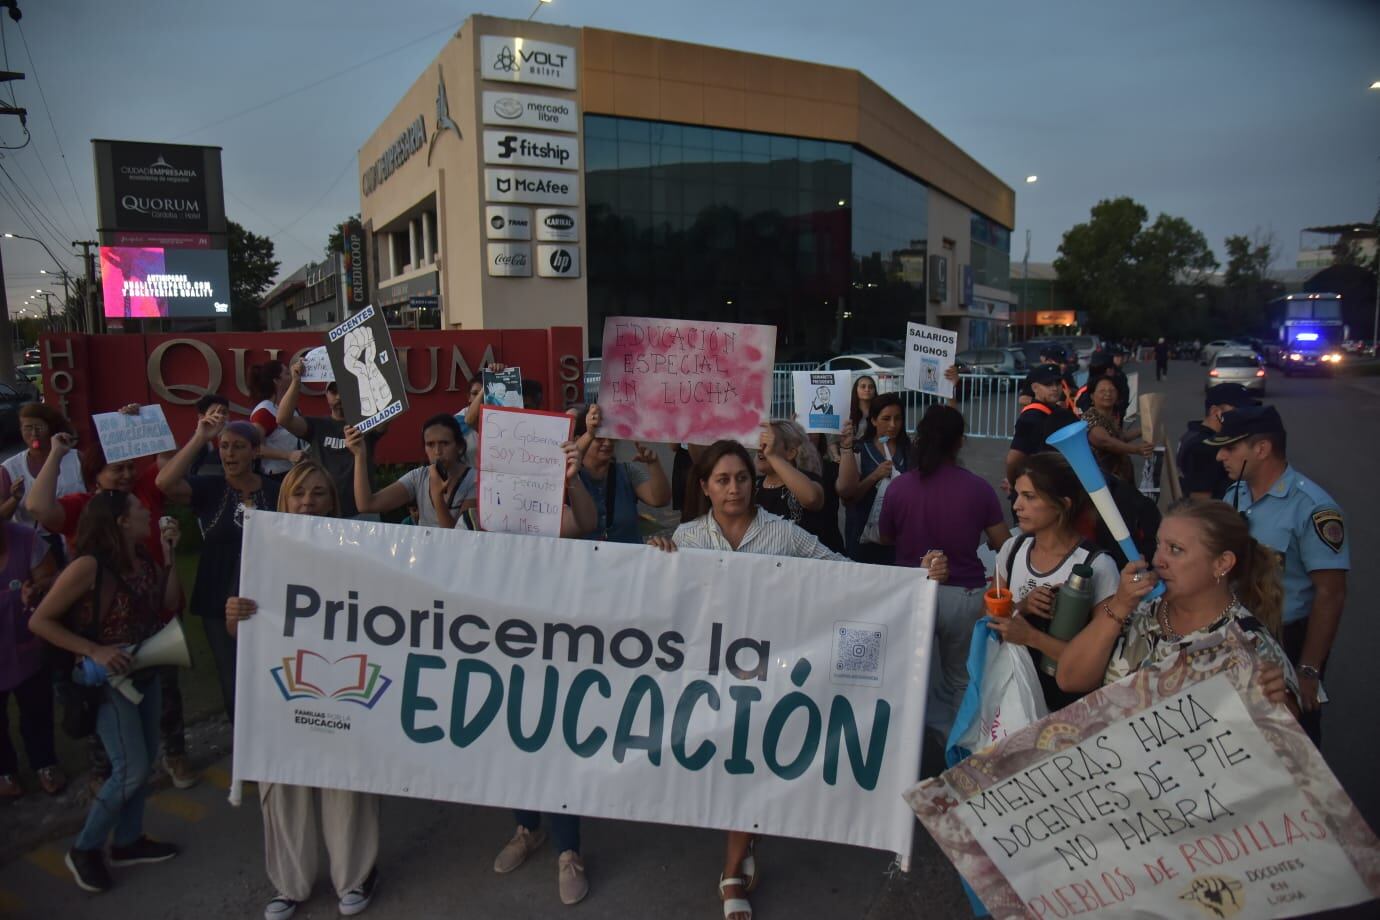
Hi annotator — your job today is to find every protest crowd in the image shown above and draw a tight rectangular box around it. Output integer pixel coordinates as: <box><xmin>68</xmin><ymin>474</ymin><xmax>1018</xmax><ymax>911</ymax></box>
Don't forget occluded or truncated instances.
<box><xmin>0</xmin><ymin>329</ymin><xmax>1360</xmax><ymax>920</ymax></box>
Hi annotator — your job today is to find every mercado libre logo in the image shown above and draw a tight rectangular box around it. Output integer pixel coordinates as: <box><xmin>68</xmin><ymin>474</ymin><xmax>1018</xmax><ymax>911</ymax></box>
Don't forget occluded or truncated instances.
<box><xmin>271</xmin><ymin>650</ymin><xmax>392</xmax><ymax>709</ymax></box>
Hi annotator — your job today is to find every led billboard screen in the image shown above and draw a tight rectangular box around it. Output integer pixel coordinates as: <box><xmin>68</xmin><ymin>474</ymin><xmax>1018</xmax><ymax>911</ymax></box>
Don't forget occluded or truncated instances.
<box><xmin>100</xmin><ymin>245</ymin><xmax>231</xmax><ymax>319</ymax></box>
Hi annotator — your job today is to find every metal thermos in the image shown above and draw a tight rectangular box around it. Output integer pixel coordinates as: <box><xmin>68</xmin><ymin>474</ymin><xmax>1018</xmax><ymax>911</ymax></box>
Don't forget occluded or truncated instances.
<box><xmin>1040</xmin><ymin>563</ymin><xmax>1095</xmax><ymax>677</ymax></box>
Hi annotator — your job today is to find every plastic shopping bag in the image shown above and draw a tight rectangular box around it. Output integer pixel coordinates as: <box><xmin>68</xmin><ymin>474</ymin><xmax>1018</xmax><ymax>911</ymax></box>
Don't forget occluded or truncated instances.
<box><xmin>945</xmin><ymin>617</ymin><xmax>1048</xmax><ymax>767</ymax></box>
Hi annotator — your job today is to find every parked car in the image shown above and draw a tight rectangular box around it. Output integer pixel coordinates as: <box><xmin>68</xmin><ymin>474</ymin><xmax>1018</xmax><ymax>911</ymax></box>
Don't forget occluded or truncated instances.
<box><xmin>1205</xmin><ymin>350</ymin><xmax>1266</xmax><ymax>395</ymax></box>
<box><xmin>815</xmin><ymin>354</ymin><xmax>905</xmax><ymax>393</ymax></box>
<box><xmin>22</xmin><ymin>346</ymin><xmax>39</xmax><ymax>364</ymax></box>
<box><xmin>1199</xmin><ymin>340</ymin><xmax>1233</xmax><ymax>365</ymax></box>
<box><xmin>956</xmin><ymin>347</ymin><xmax>1028</xmax><ymax>378</ymax></box>
<box><xmin>17</xmin><ymin>363</ymin><xmax>42</xmax><ymax>397</ymax></box>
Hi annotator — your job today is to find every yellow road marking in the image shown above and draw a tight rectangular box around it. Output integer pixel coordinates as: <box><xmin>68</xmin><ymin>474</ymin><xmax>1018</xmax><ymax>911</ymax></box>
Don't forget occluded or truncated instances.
<box><xmin>149</xmin><ymin>791</ymin><xmax>207</xmax><ymax>822</ymax></box>
<box><xmin>23</xmin><ymin>845</ymin><xmax>69</xmax><ymax>881</ymax></box>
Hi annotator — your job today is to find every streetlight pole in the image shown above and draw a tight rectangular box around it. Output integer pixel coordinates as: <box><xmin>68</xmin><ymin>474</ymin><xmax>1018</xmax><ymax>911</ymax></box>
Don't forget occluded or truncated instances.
<box><xmin>1021</xmin><ymin>175</ymin><xmax>1038</xmax><ymax>344</ymax></box>
<box><xmin>1370</xmin><ymin>82</ymin><xmax>1379</xmax><ymax>354</ymax></box>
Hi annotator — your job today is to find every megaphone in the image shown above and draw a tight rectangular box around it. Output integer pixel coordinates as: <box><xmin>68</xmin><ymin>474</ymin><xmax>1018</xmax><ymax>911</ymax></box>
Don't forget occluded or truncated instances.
<box><xmin>1046</xmin><ymin>419</ymin><xmax>1165</xmax><ymax>601</ymax></box>
<box><xmin>77</xmin><ymin>618</ymin><xmax>192</xmax><ymax>704</ymax></box>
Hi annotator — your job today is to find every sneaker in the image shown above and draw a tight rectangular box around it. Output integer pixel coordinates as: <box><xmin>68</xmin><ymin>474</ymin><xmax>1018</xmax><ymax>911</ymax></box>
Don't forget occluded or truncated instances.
<box><xmin>65</xmin><ymin>847</ymin><xmax>112</xmax><ymax>893</ymax></box>
<box><xmin>0</xmin><ymin>774</ymin><xmax>20</xmax><ymax>798</ymax></box>
<box><xmin>38</xmin><ymin>765</ymin><xmax>67</xmax><ymax>795</ymax></box>
<box><xmin>558</xmin><ymin>850</ymin><xmax>589</xmax><ymax>905</ymax></box>
<box><xmin>109</xmin><ymin>836</ymin><xmax>179</xmax><ymax>866</ymax></box>
<box><xmin>493</xmin><ymin>825</ymin><xmax>546</xmax><ymax>874</ymax></box>
<box><xmin>163</xmin><ymin>754</ymin><xmax>198</xmax><ymax>790</ymax></box>
<box><xmin>338</xmin><ymin>866</ymin><xmax>377</xmax><ymax>916</ymax></box>
<box><xmin>264</xmin><ymin>895</ymin><xmax>298</xmax><ymax>920</ymax></box>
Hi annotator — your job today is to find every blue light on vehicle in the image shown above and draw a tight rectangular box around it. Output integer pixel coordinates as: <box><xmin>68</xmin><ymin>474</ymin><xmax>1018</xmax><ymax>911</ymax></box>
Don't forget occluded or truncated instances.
<box><xmin>1295</xmin><ymin>332</ymin><xmax>1319</xmax><ymax>342</ymax></box>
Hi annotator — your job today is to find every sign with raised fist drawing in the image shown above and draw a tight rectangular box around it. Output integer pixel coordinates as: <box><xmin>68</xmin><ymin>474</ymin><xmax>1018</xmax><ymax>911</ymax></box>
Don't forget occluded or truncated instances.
<box><xmin>325</xmin><ymin>305</ymin><xmax>409</xmax><ymax>433</ymax></box>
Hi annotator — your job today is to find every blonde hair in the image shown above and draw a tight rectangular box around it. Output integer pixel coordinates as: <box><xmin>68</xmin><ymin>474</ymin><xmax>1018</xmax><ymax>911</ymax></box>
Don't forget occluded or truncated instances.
<box><xmin>1165</xmin><ymin>499</ymin><xmax>1284</xmax><ymax>635</ymax></box>
<box><xmin>767</xmin><ymin>419</ymin><xmax>821</xmax><ymax>476</ymax></box>
<box><xmin>275</xmin><ymin>461</ymin><xmax>341</xmax><ymax>518</ymax></box>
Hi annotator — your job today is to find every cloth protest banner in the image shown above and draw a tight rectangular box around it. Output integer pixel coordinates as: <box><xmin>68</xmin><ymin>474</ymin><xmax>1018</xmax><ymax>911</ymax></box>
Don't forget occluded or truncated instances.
<box><xmin>904</xmin><ymin>322</ymin><xmax>957</xmax><ymax>398</ymax></box>
<box><xmin>907</xmin><ymin>624</ymin><xmax>1380</xmax><ymax>919</ymax></box>
<box><xmin>483</xmin><ymin>367</ymin><xmax>524</xmax><ymax>408</ymax></box>
<box><xmin>300</xmin><ymin>346</ymin><xmax>334</xmax><ymax>383</ymax></box>
<box><xmin>477</xmin><ymin>406</ymin><xmax>572</xmax><ymax>538</ymax></box>
<box><xmin>91</xmin><ymin>405</ymin><xmax>177</xmax><ymax>463</ymax></box>
<box><xmin>231</xmin><ymin>511</ymin><xmax>936</xmax><ymax>858</ymax></box>
<box><xmin>597</xmin><ymin>316</ymin><xmax>776</xmax><ymax>444</ymax></box>
<box><xmin>792</xmin><ymin>370</ymin><xmax>851</xmax><ymax>435</ymax></box>
<box><xmin>325</xmin><ymin>305</ymin><xmax>408</xmax><ymax>434</ymax></box>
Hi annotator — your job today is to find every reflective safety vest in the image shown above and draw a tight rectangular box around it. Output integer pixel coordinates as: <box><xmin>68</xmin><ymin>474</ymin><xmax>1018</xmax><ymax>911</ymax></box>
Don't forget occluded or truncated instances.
<box><xmin>1021</xmin><ymin>401</ymin><xmax>1053</xmax><ymax>416</ymax></box>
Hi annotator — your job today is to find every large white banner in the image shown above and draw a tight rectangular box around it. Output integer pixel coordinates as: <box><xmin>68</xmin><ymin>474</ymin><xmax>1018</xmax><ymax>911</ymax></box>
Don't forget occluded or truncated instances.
<box><xmin>232</xmin><ymin>512</ymin><xmax>937</xmax><ymax>856</ymax></box>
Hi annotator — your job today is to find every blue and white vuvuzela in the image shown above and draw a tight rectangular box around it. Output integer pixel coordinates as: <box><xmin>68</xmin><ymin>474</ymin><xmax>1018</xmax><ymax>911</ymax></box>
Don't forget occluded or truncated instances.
<box><xmin>1045</xmin><ymin>419</ymin><xmax>1165</xmax><ymax>601</ymax></box>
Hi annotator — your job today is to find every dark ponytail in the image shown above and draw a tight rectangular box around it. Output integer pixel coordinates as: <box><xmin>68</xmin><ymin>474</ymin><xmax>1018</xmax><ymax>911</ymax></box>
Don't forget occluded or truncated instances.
<box><xmin>909</xmin><ymin>404</ymin><xmax>964</xmax><ymax>476</ymax></box>
<box><xmin>249</xmin><ymin>360</ymin><xmax>285</xmax><ymax>401</ymax></box>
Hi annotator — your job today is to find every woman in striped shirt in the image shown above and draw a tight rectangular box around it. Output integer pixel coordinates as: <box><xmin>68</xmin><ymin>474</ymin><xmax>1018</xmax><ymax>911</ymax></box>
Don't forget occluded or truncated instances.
<box><xmin>650</xmin><ymin>440</ymin><xmax>946</xmax><ymax>920</ymax></box>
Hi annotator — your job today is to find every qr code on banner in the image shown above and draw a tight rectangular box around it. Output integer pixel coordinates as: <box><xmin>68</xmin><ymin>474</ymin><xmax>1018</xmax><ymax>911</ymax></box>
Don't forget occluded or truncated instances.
<box><xmin>831</xmin><ymin>620</ymin><xmax>886</xmax><ymax>687</ymax></box>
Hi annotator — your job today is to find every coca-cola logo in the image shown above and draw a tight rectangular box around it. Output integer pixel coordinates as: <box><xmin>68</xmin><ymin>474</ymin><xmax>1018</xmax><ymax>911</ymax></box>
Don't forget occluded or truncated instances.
<box><xmin>495</xmin><ymin>252</ymin><xmax>528</xmax><ymax>266</ymax></box>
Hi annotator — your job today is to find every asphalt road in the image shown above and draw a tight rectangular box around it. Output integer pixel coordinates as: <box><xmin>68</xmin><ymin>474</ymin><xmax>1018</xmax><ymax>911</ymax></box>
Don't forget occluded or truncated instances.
<box><xmin>0</xmin><ymin>360</ymin><xmax>1373</xmax><ymax>919</ymax></box>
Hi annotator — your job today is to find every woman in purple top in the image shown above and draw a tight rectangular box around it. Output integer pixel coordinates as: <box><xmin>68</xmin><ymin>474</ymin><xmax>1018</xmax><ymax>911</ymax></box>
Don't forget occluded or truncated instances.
<box><xmin>0</xmin><ymin>520</ymin><xmax>60</xmax><ymax>797</ymax></box>
<box><xmin>877</xmin><ymin>405</ymin><xmax>1009</xmax><ymax>759</ymax></box>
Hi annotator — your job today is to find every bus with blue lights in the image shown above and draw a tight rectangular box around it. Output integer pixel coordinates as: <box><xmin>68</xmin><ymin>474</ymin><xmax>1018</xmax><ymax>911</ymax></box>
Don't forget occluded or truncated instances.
<box><xmin>1268</xmin><ymin>293</ymin><xmax>1346</xmax><ymax>375</ymax></box>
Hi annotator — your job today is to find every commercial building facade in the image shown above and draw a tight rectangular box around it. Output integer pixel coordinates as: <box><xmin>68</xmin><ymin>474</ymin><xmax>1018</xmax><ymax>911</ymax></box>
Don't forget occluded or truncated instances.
<box><xmin>358</xmin><ymin>14</ymin><xmax>1015</xmax><ymax>359</ymax></box>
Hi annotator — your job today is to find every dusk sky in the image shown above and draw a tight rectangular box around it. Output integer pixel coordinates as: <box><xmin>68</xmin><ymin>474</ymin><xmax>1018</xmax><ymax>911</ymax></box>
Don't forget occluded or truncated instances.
<box><xmin>2</xmin><ymin>0</ymin><xmax>1377</xmax><ymax>319</ymax></box>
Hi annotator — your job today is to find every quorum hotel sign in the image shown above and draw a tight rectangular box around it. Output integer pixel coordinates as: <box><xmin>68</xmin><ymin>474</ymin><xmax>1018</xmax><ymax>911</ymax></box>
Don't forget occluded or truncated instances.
<box><xmin>93</xmin><ymin>139</ymin><xmax>231</xmax><ymax>321</ymax></box>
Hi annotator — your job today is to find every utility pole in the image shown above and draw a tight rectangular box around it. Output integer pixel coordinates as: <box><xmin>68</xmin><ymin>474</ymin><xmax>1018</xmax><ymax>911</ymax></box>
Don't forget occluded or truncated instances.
<box><xmin>0</xmin><ymin>242</ymin><xmax>16</xmax><ymax>381</ymax></box>
<box><xmin>73</xmin><ymin>240</ymin><xmax>100</xmax><ymax>334</ymax></box>
<box><xmin>1022</xmin><ymin>228</ymin><xmax>1031</xmax><ymax>343</ymax></box>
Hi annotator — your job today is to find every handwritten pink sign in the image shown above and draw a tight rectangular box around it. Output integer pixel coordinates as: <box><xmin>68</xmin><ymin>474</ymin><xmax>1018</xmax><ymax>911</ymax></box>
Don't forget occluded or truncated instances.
<box><xmin>598</xmin><ymin>316</ymin><xmax>776</xmax><ymax>444</ymax></box>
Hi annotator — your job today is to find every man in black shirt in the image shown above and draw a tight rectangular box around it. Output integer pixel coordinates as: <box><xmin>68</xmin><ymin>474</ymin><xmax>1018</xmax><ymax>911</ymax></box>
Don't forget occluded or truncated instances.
<box><xmin>1006</xmin><ymin>364</ymin><xmax>1079</xmax><ymax>485</ymax></box>
<box><xmin>278</xmin><ymin>358</ymin><xmax>384</xmax><ymax>517</ymax></box>
<box><xmin>1177</xmin><ymin>383</ymin><xmax>1258</xmax><ymax>499</ymax></box>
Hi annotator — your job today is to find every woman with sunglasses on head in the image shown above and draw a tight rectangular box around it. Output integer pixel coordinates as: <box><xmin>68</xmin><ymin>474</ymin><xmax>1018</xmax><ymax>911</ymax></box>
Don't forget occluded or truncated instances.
<box><xmin>28</xmin><ymin>490</ymin><xmax>183</xmax><ymax>894</ymax></box>
<box><xmin>157</xmin><ymin>418</ymin><xmax>279</xmax><ymax>722</ymax></box>
<box><xmin>649</xmin><ymin>440</ymin><xmax>944</xmax><ymax>920</ymax></box>
<box><xmin>1057</xmin><ymin>499</ymin><xmax>1298</xmax><ymax>714</ymax></box>
<box><xmin>224</xmin><ymin>463</ymin><xmax>380</xmax><ymax>920</ymax></box>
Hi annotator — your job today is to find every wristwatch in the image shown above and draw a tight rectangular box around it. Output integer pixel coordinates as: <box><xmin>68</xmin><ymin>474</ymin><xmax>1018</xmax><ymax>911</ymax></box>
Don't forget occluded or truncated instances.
<box><xmin>1298</xmin><ymin>664</ymin><xmax>1321</xmax><ymax>680</ymax></box>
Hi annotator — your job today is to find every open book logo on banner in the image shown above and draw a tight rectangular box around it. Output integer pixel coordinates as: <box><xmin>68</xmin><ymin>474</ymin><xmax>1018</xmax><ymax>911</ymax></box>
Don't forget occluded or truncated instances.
<box><xmin>271</xmin><ymin>650</ymin><xmax>393</xmax><ymax>709</ymax></box>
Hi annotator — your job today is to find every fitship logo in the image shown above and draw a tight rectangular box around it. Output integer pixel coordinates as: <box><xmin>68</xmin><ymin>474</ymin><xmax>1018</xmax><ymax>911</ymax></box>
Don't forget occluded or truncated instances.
<box><xmin>271</xmin><ymin>650</ymin><xmax>392</xmax><ymax>709</ymax></box>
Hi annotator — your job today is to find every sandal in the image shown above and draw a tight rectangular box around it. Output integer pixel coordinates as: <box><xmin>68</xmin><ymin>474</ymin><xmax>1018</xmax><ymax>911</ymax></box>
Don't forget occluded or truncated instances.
<box><xmin>741</xmin><ymin>837</ymin><xmax>759</xmax><ymax>893</ymax></box>
<box><xmin>37</xmin><ymin>765</ymin><xmax>67</xmax><ymax>795</ymax></box>
<box><xmin>719</xmin><ymin>875</ymin><xmax>752</xmax><ymax>920</ymax></box>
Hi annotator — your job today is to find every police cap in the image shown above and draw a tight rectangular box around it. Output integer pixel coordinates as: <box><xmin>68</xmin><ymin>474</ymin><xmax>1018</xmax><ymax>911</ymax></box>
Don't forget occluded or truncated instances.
<box><xmin>1026</xmin><ymin>363</ymin><xmax>1064</xmax><ymax>387</ymax></box>
<box><xmin>1204</xmin><ymin>404</ymin><xmax>1286</xmax><ymax>447</ymax></box>
<box><xmin>1203</xmin><ymin>383</ymin><xmax>1258</xmax><ymax>414</ymax></box>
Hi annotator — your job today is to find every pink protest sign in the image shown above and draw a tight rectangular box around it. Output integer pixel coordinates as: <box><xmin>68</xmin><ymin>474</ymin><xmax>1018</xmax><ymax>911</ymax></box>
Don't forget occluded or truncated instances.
<box><xmin>598</xmin><ymin>317</ymin><xmax>776</xmax><ymax>444</ymax></box>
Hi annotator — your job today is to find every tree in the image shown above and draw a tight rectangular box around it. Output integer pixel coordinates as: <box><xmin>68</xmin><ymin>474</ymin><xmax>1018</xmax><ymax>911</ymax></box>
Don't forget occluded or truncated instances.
<box><xmin>1221</xmin><ymin>231</ymin><xmax>1276</xmax><ymax>334</ymax></box>
<box><xmin>1054</xmin><ymin>197</ymin><xmax>1217</xmax><ymax>339</ymax></box>
<box><xmin>228</xmin><ymin>220</ymin><xmax>279</xmax><ymax>331</ymax></box>
<box><xmin>326</xmin><ymin>214</ymin><xmax>361</xmax><ymax>255</ymax></box>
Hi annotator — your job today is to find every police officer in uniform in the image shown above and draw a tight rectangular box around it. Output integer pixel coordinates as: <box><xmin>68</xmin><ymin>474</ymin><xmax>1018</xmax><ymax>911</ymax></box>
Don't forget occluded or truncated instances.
<box><xmin>1208</xmin><ymin>405</ymin><xmax>1348</xmax><ymax>746</ymax></box>
<box><xmin>1177</xmin><ymin>383</ymin><xmax>1257</xmax><ymax>500</ymax></box>
<box><xmin>1005</xmin><ymin>364</ymin><xmax>1078</xmax><ymax>487</ymax></box>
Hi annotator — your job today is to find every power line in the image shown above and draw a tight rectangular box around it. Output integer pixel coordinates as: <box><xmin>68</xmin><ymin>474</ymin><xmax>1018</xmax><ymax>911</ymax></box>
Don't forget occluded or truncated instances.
<box><xmin>0</xmin><ymin>160</ymin><xmax>73</xmax><ymax>257</ymax></box>
<box><xmin>15</xmin><ymin>19</ymin><xmax>90</xmax><ymax>236</ymax></box>
<box><xmin>0</xmin><ymin>154</ymin><xmax>74</xmax><ymax>251</ymax></box>
<box><xmin>171</xmin><ymin>18</ymin><xmax>461</xmax><ymax>141</ymax></box>
<box><xmin>279</xmin><ymin>151</ymin><xmax>356</xmax><ymax>232</ymax></box>
<box><xmin>9</xmin><ymin>137</ymin><xmax>81</xmax><ymax>240</ymax></box>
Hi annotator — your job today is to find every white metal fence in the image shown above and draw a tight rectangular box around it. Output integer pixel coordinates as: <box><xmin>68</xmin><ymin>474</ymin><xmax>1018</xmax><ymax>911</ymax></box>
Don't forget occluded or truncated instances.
<box><xmin>581</xmin><ymin>368</ymin><xmax>1022</xmax><ymax>438</ymax></box>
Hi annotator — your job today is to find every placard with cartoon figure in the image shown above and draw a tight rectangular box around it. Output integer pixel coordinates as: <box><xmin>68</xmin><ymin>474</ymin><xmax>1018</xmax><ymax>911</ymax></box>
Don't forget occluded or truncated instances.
<box><xmin>792</xmin><ymin>370</ymin><xmax>851</xmax><ymax>434</ymax></box>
